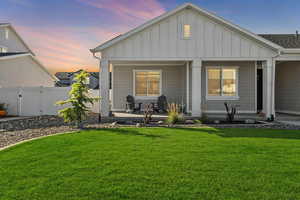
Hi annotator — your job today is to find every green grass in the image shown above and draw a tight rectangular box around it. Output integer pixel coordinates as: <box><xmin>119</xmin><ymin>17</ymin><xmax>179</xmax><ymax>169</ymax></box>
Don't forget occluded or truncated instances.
<box><xmin>1</xmin><ymin>127</ymin><xmax>300</xmax><ymax>200</ymax></box>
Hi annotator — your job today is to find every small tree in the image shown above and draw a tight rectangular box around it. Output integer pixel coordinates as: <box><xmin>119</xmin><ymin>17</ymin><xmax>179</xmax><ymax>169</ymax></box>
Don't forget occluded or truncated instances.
<box><xmin>56</xmin><ymin>71</ymin><xmax>99</xmax><ymax>128</ymax></box>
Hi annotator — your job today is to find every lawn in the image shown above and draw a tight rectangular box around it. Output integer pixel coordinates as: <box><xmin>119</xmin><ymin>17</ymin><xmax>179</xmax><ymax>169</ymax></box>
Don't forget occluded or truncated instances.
<box><xmin>1</xmin><ymin>127</ymin><xmax>300</xmax><ymax>200</ymax></box>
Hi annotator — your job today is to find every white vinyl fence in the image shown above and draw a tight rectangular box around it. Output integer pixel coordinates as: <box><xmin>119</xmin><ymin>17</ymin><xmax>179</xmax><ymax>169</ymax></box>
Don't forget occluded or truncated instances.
<box><xmin>0</xmin><ymin>87</ymin><xmax>100</xmax><ymax>116</ymax></box>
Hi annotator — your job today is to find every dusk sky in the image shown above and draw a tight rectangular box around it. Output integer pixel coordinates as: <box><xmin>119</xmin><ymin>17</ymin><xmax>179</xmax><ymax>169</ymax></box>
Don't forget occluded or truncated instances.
<box><xmin>1</xmin><ymin>0</ymin><xmax>299</xmax><ymax>74</ymax></box>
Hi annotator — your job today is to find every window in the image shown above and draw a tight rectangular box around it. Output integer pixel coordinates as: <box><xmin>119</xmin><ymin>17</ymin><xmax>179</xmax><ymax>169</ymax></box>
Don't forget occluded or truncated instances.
<box><xmin>206</xmin><ymin>67</ymin><xmax>239</xmax><ymax>100</ymax></box>
<box><xmin>183</xmin><ymin>24</ymin><xmax>191</xmax><ymax>39</ymax></box>
<box><xmin>4</xmin><ymin>28</ymin><xmax>9</xmax><ymax>39</ymax></box>
<box><xmin>134</xmin><ymin>70</ymin><xmax>161</xmax><ymax>97</ymax></box>
<box><xmin>0</xmin><ymin>46</ymin><xmax>7</xmax><ymax>53</ymax></box>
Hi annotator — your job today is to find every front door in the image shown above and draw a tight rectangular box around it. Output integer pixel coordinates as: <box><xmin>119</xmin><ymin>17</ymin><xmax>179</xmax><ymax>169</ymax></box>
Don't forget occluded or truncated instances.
<box><xmin>257</xmin><ymin>69</ymin><xmax>263</xmax><ymax>112</ymax></box>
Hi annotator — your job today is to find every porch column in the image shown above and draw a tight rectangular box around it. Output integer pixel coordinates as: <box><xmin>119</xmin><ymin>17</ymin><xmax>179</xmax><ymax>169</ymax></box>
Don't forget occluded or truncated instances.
<box><xmin>99</xmin><ymin>60</ymin><xmax>110</xmax><ymax>117</ymax></box>
<box><xmin>262</xmin><ymin>59</ymin><xmax>275</xmax><ymax>119</ymax></box>
<box><xmin>191</xmin><ymin>59</ymin><xmax>202</xmax><ymax>117</ymax></box>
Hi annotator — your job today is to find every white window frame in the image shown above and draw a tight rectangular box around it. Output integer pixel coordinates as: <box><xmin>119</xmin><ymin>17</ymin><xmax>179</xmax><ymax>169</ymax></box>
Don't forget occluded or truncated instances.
<box><xmin>206</xmin><ymin>66</ymin><xmax>239</xmax><ymax>100</ymax></box>
<box><xmin>4</xmin><ymin>28</ymin><xmax>9</xmax><ymax>40</ymax></box>
<box><xmin>0</xmin><ymin>45</ymin><xmax>8</xmax><ymax>53</ymax></box>
<box><xmin>133</xmin><ymin>70</ymin><xmax>162</xmax><ymax>99</ymax></box>
<box><xmin>182</xmin><ymin>24</ymin><xmax>192</xmax><ymax>40</ymax></box>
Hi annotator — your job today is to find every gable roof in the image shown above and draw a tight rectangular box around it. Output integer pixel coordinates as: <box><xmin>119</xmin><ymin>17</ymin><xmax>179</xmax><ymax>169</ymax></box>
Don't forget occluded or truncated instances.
<box><xmin>91</xmin><ymin>3</ymin><xmax>282</xmax><ymax>53</ymax></box>
<box><xmin>259</xmin><ymin>34</ymin><xmax>300</xmax><ymax>49</ymax></box>
<box><xmin>0</xmin><ymin>23</ymin><xmax>35</xmax><ymax>55</ymax></box>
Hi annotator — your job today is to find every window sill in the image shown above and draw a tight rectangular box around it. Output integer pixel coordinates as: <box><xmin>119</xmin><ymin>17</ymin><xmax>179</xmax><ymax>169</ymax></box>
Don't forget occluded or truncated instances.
<box><xmin>134</xmin><ymin>96</ymin><xmax>159</xmax><ymax>100</ymax></box>
<box><xmin>206</xmin><ymin>96</ymin><xmax>240</xmax><ymax>101</ymax></box>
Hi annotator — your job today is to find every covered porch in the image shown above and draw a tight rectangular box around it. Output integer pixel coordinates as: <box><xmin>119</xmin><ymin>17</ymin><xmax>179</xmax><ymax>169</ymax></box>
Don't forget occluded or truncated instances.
<box><xmin>99</xmin><ymin>58</ymin><xmax>276</xmax><ymax>120</ymax></box>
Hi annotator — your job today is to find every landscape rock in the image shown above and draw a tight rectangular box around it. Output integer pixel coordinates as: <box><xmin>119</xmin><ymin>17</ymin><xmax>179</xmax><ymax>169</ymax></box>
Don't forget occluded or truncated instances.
<box><xmin>158</xmin><ymin>121</ymin><xmax>164</xmax><ymax>125</ymax></box>
<box><xmin>185</xmin><ymin>120</ymin><xmax>195</xmax><ymax>124</ymax></box>
<box><xmin>214</xmin><ymin>120</ymin><xmax>220</xmax><ymax>124</ymax></box>
<box><xmin>136</xmin><ymin>123</ymin><xmax>142</xmax><ymax>127</ymax></box>
<box><xmin>245</xmin><ymin>119</ymin><xmax>256</xmax><ymax>124</ymax></box>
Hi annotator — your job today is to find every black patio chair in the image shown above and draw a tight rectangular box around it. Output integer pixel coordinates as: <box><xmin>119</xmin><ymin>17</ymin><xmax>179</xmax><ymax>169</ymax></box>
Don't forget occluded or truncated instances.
<box><xmin>125</xmin><ymin>95</ymin><xmax>142</xmax><ymax>113</ymax></box>
<box><xmin>152</xmin><ymin>95</ymin><xmax>168</xmax><ymax>113</ymax></box>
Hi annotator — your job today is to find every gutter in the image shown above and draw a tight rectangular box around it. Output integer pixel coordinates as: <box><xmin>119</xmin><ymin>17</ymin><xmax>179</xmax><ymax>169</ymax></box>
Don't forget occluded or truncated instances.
<box><xmin>281</xmin><ymin>49</ymin><xmax>300</xmax><ymax>54</ymax></box>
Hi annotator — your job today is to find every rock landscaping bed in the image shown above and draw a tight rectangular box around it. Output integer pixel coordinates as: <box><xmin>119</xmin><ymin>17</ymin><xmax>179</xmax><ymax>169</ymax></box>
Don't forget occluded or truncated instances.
<box><xmin>1</xmin><ymin>115</ymin><xmax>300</xmax><ymax>149</ymax></box>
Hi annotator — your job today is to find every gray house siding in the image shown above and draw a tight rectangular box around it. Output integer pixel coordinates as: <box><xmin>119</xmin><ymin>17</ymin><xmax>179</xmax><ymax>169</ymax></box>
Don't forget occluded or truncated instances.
<box><xmin>113</xmin><ymin>64</ymin><xmax>187</xmax><ymax>110</ymax></box>
<box><xmin>275</xmin><ymin>61</ymin><xmax>300</xmax><ymax>113</ymax></box>
<box><xmin>201</xmin><ymin>61</ymin><xmax>256</xmax><ymax>113</ymax></box>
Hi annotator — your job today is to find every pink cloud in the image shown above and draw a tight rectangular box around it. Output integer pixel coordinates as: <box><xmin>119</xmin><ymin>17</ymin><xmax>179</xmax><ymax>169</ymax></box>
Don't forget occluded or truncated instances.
<box><xmin>77</xmin><ymin>0</ymin><xmax>165</xmax><ymax>22</ymax></box>
<box><xmin>13</xmin><ymin>25</ymin><xmax>130</xmax><ymax>74</ymax></box>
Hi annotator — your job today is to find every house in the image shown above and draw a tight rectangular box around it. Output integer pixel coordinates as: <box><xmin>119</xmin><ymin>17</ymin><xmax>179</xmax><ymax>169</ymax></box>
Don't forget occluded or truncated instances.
<box><xmin>90</xmin><ymin>3</ymin><xmax>300</xmax><ymax>119</ymax></box>
<box><xmin>55</xmin><ymin>70</ymin><xmax>100</xmax><ymax>89</ymax></box>
<box><xmin>0</xmin><ymin>23</ymin><xmax>56</xmax><ymax>87</ymax></box>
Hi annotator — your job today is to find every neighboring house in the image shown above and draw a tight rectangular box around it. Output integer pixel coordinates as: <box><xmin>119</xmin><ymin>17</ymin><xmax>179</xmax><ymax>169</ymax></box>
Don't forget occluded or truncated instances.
<box><xmin>0</xmin><ymin>23</ymin><xmax>55</xmax><ymax>87</ymax></box>
<box><xmin>91</xmin><ymin>3</ymin><xmax>300</xmax><ymax>118</ymax></box>
<box><xmin>55</xmin><ymin>70</ymin><xmax>100</xmax><ymax>89</ymax></box>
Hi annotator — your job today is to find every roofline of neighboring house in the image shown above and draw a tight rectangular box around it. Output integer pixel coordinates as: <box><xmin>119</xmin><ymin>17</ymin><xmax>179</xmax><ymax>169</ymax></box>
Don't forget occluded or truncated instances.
<box><xmin>0</xmin><ymin>53</ymin><xmax>58</xmax><ymax>81</ymax></box>
<box><xmin>0</xmin><ymin>23</ymin><xmax>35</xmax><ymax>55</ymax></box>
<box><xmin>91</xmin><ymin>3</ymin><xmax>283</xmax><ymax>53</ymax></box>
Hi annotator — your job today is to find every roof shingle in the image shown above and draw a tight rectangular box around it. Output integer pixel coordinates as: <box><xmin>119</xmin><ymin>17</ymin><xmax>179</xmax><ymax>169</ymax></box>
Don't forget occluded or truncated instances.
<box><xmin>259</xmin><ymin>34</ymin><xmax>300</xmax><ymax>48</ymax></box>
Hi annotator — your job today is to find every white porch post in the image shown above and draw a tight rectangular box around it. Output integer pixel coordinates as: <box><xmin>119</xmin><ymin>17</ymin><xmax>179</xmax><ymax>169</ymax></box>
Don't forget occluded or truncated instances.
<box><xmin>191</xmin><ymin>59</ymin><xmax>202</xmax><ymax>117</ymax></box>
<box><xmin>186</xmin><ymin>62</ymin><xmax>190</xmax><ymax>113</ymax></box>
<box><xmin>262</xmin><ymin>59</ymin><xmax>275</xmax><ymax>119</ymax></box>
<box><xmin>99</xmin><ymin>60</ymin><xmax>110</xmax><ymax>117</ymax></box>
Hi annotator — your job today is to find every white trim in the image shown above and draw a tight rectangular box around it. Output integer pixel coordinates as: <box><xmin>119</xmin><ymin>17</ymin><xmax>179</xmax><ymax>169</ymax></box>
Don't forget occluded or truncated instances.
<box><xmin>275</xmin><ymin>56</ymin><xmax>300</xmax><ymax>61</ymax></box>
<box><xmin>111</xmin><ymin>64</ymin><xmax>114</xmax><ymax>109</ymax></box>
<box><xmin>276</xmin><ymin>110</ymin><xmax>300</xmax><ymax>115</ymax></box>
<box><xmin>206</xmin><ymin>96</ymin><xmax>240</xmax><ymax>101</ymax></box>
<box><xmin>254</xmin><ymin>61</ymin><xmax>258</xmax><ymax>112</ymax></box>
<box><xmin>205</xmin><ymin>66</ymin><xmax>239</xmax><ymax>100</ymax></box>
<box><xmin>281</xmin><ymin>49</ymin><xmax>300</xmax><ymax>54</ymax></box>
<box><xmin>186</xmin><ymin>62</ymin><xmax>190</xmax><ymax>113</ymax></box>
<box><xmin>133</xmin><ymin>69</ymin><xmax>162</xmax><ymax>99</ymax></box>
<box><xmin>91</xmin><ymin>3</ymin><xmax>281</xmax><ymax>52</ymax></box>
<box><xmin>107</xmin><ymin>57</ymin><xmax>271</xmax><ymax>62</ymax></box>
<box><xmin>203</xmin><ymin>110</ymin><xmax>257</xmax><ymax>114</ymax></box>
<box><xmin>111</xmin><ymin>108</ymin><xmax>126</xmax><ymax>112</ymax></box>
<box><xmin>4</xmin><ymin>27</ymin><xmax>9</xmax><ymax>39</ymax></box>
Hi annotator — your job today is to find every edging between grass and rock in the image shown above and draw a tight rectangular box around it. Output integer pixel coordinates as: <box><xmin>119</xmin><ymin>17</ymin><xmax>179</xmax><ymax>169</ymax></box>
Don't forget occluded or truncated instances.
<box><xmin>0</xmin><ymin>131</ymin><xmax>77</xmax><ymax>152</ymax></box>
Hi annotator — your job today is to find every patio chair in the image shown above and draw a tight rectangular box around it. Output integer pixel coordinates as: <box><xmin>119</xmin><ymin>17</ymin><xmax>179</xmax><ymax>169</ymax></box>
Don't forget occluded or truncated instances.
<box><xmin>152</xmin><ymin>95</ymin><xmax>168</xmax><ymax>113</ymax></box>
<box><xmin>125</xmin><ymin>95</ymin><xmax>142</xmax><ymax>113</ymax></box>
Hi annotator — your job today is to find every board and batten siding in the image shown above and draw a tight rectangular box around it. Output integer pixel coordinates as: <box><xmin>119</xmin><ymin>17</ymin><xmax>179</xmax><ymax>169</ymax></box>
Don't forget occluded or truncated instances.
<box><xmin>102</xmin><ymin>8</ymin><xmax>276</xmax><ymax>59</ymax></box>
<box><xmin>275</xmin><ymin>61</ymin><xmax>300</xmax><ymax>113</ymax></box>
<box><xmin>113</xmin><ymin>65</ymin><xmax>187</xmax><ymax>110</ymax></box>
<box><xmin>0</xmin><ymin>26</ymin><xmax>29</xmax><ymax>52</ymax></box>
<box><xmin>200</xmin><ymin>61</ymin><xmax>256</xmax><ymax>112</ymax></box>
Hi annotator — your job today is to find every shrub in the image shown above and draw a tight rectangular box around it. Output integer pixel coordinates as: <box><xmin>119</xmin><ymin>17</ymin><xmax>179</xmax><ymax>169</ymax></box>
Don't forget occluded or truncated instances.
<box><xmin>56</xmin><ymin>71</ymin><xmax>99</xmax><ymax>128</ymax></box>
<box><xmin>224</xmin><ymin>102</ymin><xmax>239</xmax><ymax>123</ymax></box>
<box><xmin>166</xmin><ymin>103</ymin><xmax>182</xmax><ymax>124</ymax></box>
<box><xmin>143</xmin><ymin>104</ymin><xmax>153</xmax><ymax>124</ymax></box>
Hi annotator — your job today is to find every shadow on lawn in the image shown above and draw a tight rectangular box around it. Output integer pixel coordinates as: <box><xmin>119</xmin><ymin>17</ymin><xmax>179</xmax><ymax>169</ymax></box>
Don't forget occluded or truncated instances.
<box><xmin>164</xmin><ymin>127</ymin><xmax>300</xmax><ymax>140</ymax></box>
<box><xmin>85</xmin><ymin>128</ymin><xmax>165</xmax><ymax>139</ymax></box>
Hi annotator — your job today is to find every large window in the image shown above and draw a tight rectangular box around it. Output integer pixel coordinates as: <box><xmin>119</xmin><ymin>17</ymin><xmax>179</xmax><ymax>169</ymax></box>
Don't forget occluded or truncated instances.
<box><xmin>134</xmin><ymin>70</ymin><xmax>161</xmax><ymax>97</ymax></box>
<box><xmin>206</xmin><ymin>67</ymin><xmax>238</xmax><ymax>100</ymax></box>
